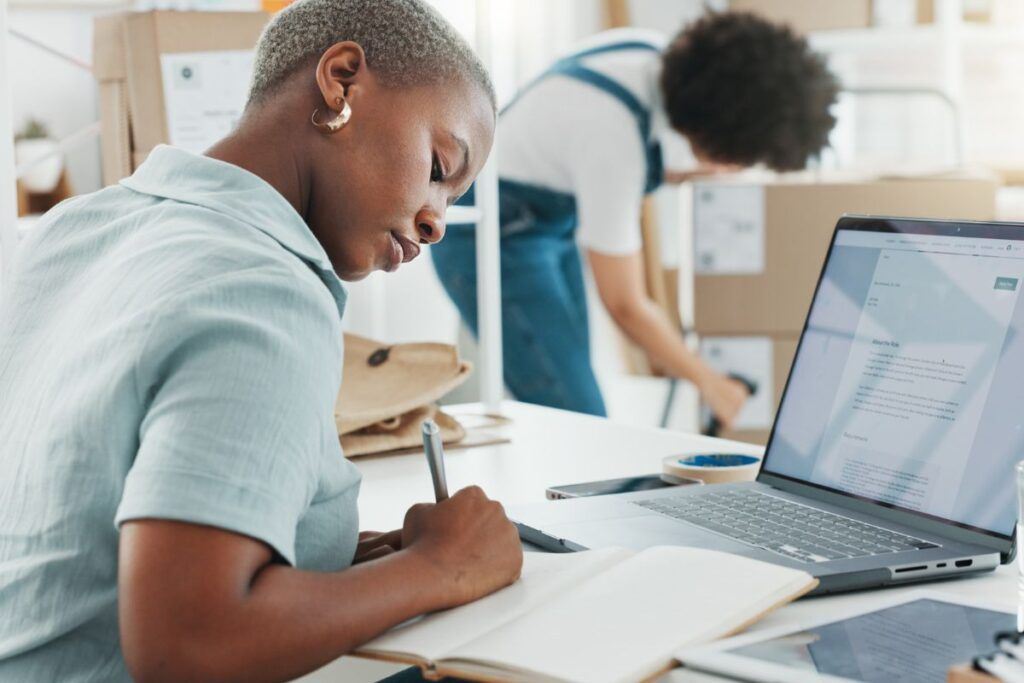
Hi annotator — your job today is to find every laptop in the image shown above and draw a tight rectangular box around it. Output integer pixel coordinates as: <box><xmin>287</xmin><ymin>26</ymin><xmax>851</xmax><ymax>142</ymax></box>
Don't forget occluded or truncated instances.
<box><xmin>511</xmin><ymin>215</ymin><xmax>1024</xmax><ymax>594</ymax></box>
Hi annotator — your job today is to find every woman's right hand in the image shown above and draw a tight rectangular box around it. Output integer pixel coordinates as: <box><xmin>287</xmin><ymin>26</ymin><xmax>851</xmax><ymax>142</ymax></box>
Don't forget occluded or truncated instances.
<box><xmin>699</xmin><ymin>371</ymin><xmax>751</xmax><ymax>431</ymax></box>
<box><xmin>401</xmin><ymin>486</ymin><xmax>523</xmax><ymax>608</ymax></box>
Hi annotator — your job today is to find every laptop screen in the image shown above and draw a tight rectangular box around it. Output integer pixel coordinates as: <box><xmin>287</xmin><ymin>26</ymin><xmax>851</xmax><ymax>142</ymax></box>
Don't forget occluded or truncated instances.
<box><xmin>763</xmin><ymin>219</ymin><xmax>1024</xmax><ymax>538</ymax></box>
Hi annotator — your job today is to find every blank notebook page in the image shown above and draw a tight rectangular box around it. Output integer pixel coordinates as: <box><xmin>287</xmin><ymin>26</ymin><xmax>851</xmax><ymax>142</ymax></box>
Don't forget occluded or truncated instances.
<box><xmin>446</xmin><ymin>546</ymin><xmax>812</xmax><ymax>683</ymax></box>
<box><xmin>363</xmin><ymin>548</ymin><xmax>630</xmax><ymax>663</ymax></box>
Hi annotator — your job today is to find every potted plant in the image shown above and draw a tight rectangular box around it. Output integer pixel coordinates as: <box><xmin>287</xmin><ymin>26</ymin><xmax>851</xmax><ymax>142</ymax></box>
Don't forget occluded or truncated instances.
<box><xmin>15</xmin><ymin>118</ymin><xmax>63</xmax><ymax>194</ymax></box>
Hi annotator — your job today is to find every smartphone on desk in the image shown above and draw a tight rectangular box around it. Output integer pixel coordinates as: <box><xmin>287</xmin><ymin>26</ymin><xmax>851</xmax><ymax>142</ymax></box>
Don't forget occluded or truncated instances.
<box><xmin>545</xmin><ymin>473</ymin><xmax>701</xmax><ymax>500</ymax></box>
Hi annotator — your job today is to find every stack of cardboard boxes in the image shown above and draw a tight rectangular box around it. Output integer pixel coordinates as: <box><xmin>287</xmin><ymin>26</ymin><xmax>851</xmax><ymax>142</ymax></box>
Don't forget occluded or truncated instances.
<box><xmin>93</xmin><ymin>11</ymin><xmax>269</xmax><ymax>186</ymax></box>
<box><xmin>693</xmin><ymin>175</ymin><xmax>999</xmax><ymax>444</ymax></box>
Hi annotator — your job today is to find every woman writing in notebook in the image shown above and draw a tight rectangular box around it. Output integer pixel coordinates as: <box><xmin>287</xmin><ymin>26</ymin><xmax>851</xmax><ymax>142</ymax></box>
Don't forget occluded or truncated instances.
<box><xmin>0</xmin><ymin>1</ymin><xmax>520</xmax><ymax>681</ymax></box>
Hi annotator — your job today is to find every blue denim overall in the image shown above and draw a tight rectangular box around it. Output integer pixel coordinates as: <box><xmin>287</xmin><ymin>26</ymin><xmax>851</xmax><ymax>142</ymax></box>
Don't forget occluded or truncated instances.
<box><xmin>432</xmin><ymin>41</ymin><xmax>664</xmax><ymax>416</ymax></box>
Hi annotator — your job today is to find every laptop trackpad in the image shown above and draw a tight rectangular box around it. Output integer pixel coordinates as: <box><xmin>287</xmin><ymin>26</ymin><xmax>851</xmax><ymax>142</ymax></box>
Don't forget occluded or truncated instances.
<box><xmin>544</xmin><ymin>515</ymin><xmax>752</xmax><ymax>554</ymax></box>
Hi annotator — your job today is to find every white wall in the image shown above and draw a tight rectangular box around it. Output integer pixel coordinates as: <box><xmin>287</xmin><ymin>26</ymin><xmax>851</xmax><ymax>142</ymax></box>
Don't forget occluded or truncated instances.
<box><xmin>11</xmin><ymin>6</ymin><xmax>96</xmax><ymax>194</ymax></box>
<box><xmin>8</xmin><ymin>2</ymin><xmax>125</xmax><ymax>196</ymax></box>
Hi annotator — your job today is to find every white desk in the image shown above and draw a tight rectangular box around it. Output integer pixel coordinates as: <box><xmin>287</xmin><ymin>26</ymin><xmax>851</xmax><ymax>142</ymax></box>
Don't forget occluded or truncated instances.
<box><xmin>300</xmin><ymin>401</ymin><xmax>1017</xmax><ymax>683</ymax></box>
<box><xmin>356</xmin><ymin>401</ymin><xmax>761</xmax><ymax>531</ymax></box>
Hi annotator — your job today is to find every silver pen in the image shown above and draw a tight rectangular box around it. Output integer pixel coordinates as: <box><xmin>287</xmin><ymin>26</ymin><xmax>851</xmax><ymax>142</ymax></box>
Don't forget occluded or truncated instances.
<box><xmin>421</xmin><ymin>419</ymin><xmax>449</xmax><ymax>501</ymax></box>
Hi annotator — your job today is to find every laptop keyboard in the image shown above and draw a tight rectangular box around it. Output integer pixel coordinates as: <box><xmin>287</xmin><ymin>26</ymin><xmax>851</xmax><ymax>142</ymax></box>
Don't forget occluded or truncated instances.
<box><xmin>633</xmin><ymin>489</ymin><xmax>940</xmax><ymax>563</ymax></box>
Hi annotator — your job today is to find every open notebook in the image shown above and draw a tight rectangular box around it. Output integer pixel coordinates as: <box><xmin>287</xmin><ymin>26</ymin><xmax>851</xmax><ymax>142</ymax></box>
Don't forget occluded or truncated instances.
<box><xmin>354</xmin><ymin>546</ymin><xmax>817</xmax><ymax>683</ymax></box>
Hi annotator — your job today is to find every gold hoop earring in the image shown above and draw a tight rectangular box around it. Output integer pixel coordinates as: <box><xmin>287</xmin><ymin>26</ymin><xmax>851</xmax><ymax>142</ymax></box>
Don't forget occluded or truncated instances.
<box><xmin>311</xmin><ymin>96</ymin><xmax>352</xmax><ymax>133</ymax></box>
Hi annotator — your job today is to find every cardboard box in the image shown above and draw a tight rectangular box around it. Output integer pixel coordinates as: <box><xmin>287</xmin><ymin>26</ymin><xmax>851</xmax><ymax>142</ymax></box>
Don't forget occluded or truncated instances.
<box><xmin>868</xmin><ymin>0</ymin><xmax>978</xmax><ymax>26</ymax></box>
<box><xmin>96</xmin><ymin>81</ymin><xmax>132</xmax><ymax>187</ymax></box>
<box><xmin>93</xmin><ymin>11</ymin><xmax>269</xmax><ymax>185</ymax></box>
<box><xmin>729</xmin><ymin>0</ymin><xmax>872</xmax><ymax>33</ymax></box>
<box><xmin>699</xmin><ymin>334</ymin><xmax>799</xmax><ymax>446</ymax></box>
<box><xmin>122</xmin><ymin>11</ymin><xmax>268</xmax><ymax>154</ymax></box>
<box><xmin>692</xmin><ymin>176</ymin><xmax>999</xmax><ymax>336</ymax></box>
<box><xmin>93</xmin><ymin>14</ymin><xmax>128</xmax><ymax>82</ymax></box>
<box><xmin>94</xmin><ymin>15</ymin><xmax>131</xmax><ymax>187</ymax></box>
<box><xmin>995</xmin><ymin>167</ymin><xmax>1024</xmax><ymax>187</ymax></box>
<box><xmin>915</xmin><ymin>0</ymin><xmax>935</xmax><ymax>23</ymax></box>
<box><xmin>962</xmin><ymin>0</ymin><xmax>995</xmax><ymax>22</ymax></box>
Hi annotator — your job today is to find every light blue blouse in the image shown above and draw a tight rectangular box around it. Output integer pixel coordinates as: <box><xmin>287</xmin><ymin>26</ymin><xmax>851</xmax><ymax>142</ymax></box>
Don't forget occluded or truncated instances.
<box><xmin>0</xmin><ymin>145</ymin><xmax>362</xmax><ymax>681</ymax></box>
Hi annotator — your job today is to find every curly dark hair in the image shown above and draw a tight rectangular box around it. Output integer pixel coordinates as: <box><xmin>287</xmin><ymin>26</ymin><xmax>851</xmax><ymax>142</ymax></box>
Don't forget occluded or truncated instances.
<box><xmin>660</xmin><ymin>12</ymin><xmax>838</xmax><ymax>171</ymax></box>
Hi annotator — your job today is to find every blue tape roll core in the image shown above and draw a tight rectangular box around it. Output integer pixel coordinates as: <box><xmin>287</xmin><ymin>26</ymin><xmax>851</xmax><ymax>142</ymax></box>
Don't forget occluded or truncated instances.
<box><xmin>676</xmin><ymin>454</ymin><xmax>760</xmax><ymax>468</ymax></box>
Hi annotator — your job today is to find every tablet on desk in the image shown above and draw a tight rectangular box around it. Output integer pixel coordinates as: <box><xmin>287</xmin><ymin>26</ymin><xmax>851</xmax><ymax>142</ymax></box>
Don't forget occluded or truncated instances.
<box><xmin>678</xmin><ymin>591</ymin><xmax>1014</xmax><ymax>683</ymax></box>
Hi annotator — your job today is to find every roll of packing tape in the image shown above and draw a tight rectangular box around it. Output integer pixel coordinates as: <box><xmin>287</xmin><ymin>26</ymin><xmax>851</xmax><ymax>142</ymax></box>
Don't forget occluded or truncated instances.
<box><xmin>662</xmin><ymin>453</ymin><xmax>761</xmax><ymax>485</ymax></box>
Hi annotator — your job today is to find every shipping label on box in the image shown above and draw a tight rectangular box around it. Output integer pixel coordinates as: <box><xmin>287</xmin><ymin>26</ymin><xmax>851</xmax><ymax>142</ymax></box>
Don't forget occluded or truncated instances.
<box><xmin>117</xmin><ymin>11</ymin><xmax>270</xmax><ymax>154</ymax></box>
<box><xmin>700</xmin><ymin>336</ymin><xmax>774</xmax><ymax>430</ymax></box>
<box><xmin>703</xmin><ymin>335</ymin><xmax>800</xmax><ymax>445</ymax></box>
<box><xmin>694</xmin><ymin>185</ymin><xmax>765</xmax><ymax>275</ymax></box>
<box><xmin>160</xmin><ymin>50</ymin><xmax>255</xmax><ymax>153</ymax></box>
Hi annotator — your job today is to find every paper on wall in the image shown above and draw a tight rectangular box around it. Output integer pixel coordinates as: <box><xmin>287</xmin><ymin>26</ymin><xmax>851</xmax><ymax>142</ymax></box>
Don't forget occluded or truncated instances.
<box><xmin>693</xmin><ymin>185</ymin><xmax>765</xmax><ymax>275</ymax></box>
<box><xmin>160</xmin><ymin>50</ymin><xmax>255</xmax><ymax>153</ymax></box>
<box><xmin>700</xmin><ymin>336</ymin><xmax>773</xmax><ymax>430</ymax></box>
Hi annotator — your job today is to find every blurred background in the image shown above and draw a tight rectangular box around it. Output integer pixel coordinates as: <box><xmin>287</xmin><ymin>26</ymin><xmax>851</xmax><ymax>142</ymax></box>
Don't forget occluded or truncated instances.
<box><xmin>6</xmin><ymin>0</ymin><xmax>1024</xmax><ymax>440</ymax></box>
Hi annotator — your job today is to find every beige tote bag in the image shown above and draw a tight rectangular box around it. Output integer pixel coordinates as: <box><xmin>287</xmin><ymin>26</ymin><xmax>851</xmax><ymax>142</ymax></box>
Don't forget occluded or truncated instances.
<box><xmin>336</xmin><ymin>334</ymin><xmax>472</xmax><ymax>457</ymax></box>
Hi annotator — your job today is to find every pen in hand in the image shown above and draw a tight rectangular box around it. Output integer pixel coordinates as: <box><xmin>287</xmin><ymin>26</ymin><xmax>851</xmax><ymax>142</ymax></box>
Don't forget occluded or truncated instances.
<box><xmin>422</xmin><ymin>418</ymin><xmax>449</xmax><ymax>502</ymax></box>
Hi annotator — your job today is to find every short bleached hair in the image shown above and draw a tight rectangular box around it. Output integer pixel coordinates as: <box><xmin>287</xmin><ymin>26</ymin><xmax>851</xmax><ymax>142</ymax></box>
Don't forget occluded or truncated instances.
<box><xmin>248</xmin><ymin>0</ymin><xmax>495</xmax><ymax>108</ymax></box>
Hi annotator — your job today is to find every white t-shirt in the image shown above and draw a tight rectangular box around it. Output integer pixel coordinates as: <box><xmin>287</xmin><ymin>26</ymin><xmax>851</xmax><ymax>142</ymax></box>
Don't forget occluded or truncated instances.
<box><xmin>498</xmin><ymin>28</ymin><xmax>696</xmax><ymax>256</ymax></box>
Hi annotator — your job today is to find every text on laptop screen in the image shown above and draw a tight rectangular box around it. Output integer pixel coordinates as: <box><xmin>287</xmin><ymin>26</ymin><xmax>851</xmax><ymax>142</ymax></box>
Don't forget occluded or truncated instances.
<box><xmin>765</xmin><ymin>226</ymin><xmax>1024</xmax><ymax>537</ymax></box>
